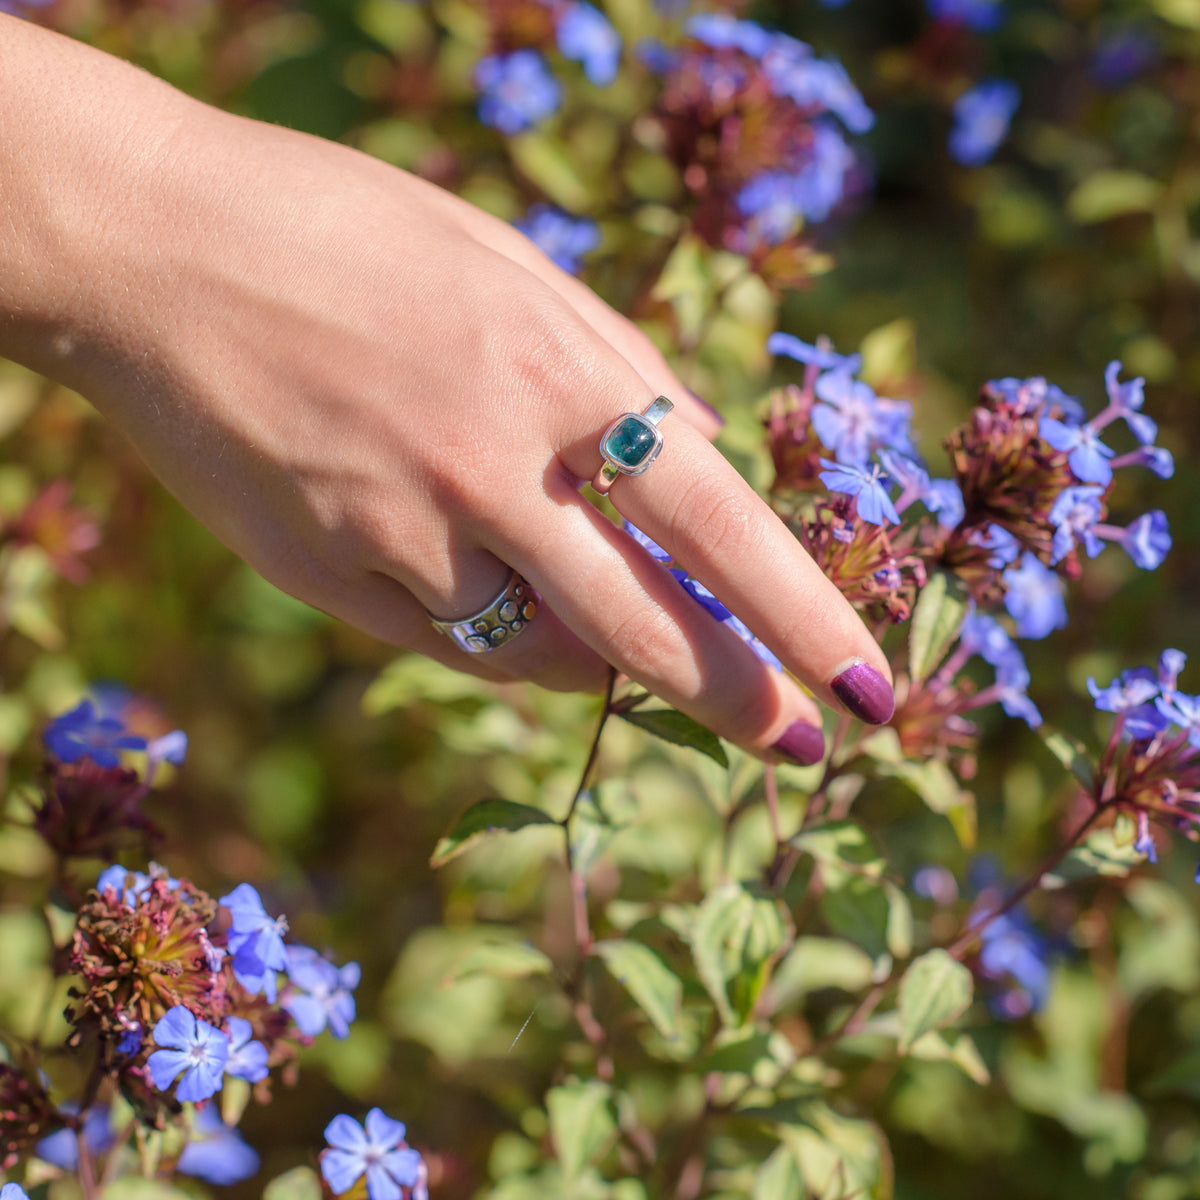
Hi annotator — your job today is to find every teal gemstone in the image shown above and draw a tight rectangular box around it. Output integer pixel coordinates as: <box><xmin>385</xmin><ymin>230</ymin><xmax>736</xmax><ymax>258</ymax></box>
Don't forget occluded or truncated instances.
<box><xmin>603</xmin><ymin>416</ymin><xmax>656</xmax><ymax>471</ymax></box>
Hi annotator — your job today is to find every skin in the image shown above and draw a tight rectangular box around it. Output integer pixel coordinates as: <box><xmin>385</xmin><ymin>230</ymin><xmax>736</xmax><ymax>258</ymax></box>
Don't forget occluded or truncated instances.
<box><xmin>0</xmin><ymin>15</ymin><xmax>893</xmax><ymax>758</ymax></box>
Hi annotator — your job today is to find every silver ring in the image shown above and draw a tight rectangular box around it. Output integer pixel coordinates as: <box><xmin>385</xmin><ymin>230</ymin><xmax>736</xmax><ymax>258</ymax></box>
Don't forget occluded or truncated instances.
<box><xmin>592</xmin><ymin>396</ymin><xmax>674</xmax><ymax>495</ymax></box>
<box><xmin>427</xmin><ymin>569</ymin><xmax>539</xmax><ymax>653</ymax></box>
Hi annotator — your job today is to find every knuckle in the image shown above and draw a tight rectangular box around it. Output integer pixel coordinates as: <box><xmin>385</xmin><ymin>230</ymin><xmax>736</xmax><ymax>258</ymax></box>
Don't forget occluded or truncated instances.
<box><xmin>668</xmin><ymin>471</ymin><xmax>761</xmax><ymax>561</ymax></box>
<box><xmin>605</xmin><ymin>604</ymin><xmax>690</xmax><ymax>685</ymax></box>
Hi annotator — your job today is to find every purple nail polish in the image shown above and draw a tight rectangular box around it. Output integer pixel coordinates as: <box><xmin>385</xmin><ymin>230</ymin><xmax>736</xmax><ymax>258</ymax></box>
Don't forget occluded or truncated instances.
<box><xmin>831</xmin><ymin>661</ymin><xmax>895</xmax><ymax>725</ymax></box>
<box><xmin>772</xmin><ymin>720</ymin><xmax>825</xmax><ymax>766</ymax></box>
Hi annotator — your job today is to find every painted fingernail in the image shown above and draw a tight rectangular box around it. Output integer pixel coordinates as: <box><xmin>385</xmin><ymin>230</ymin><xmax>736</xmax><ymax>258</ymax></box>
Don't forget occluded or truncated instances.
<box><xmin>772</xmin><ymin>720</ymin><xmax>825</xmax><ymax>767</ymax></box>
<box><xmin>831</xmin><ymin>661</ymin><xmax>895</xmax><ymax>725</ymax></box>
<box><xmin>687</xmin><ymin>388</ymin><xmax>725</xmax><ymax>427</ymax></box>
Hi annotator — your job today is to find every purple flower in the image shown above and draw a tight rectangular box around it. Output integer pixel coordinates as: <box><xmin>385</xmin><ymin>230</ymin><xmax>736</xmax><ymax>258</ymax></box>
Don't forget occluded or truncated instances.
<box><xmin>767</xmin><ymin>332</ymin><xmax>862</xmax><ymax>375</ymax></box>
<box><xmin>949</xmin><ymin>80</ymin><xmax>1020</xmax><ymax>166</ymax></box>
<box><xmin>1002</xmin><ymin>553</ymin><xmax>1067</xmax><ymax>639</ymax></box>
<box><xmin>224</xmin><ymin>1015</ymin><xmax>269</xmax><ymax>1083</ymax></box>
<box><xmin>1091</xmin><ymin>28</ymin><xmax>1158</xmax><ymax>90</ymax></box>
<box><xmin>819</xmin><ymin>458</ymin><xmax>900</xmax><ymax>525</ymax></box>
<box><xmin>321</xmin><ymin>1109</ymin><xmax>423</xmax><ymax>1200</ymax></box>
<box><xmin>1039</xmin><ymin>416</ymin><xmax>1116</xmax><ymax>486</ymax></box>
<box><xmin>515</xmin><ymin>204</ymin><xmax>600</xmax><ymax>275</ymax></box>
<box><xmin>1155</xmin><ymin>691</ymin><xmax>1200</xmax><ymax>749</ymax></box>
<box><xmin>147</xmin><ymin>1006</ymin><xmax>229</xmax><ymax>1102</ymax></box>
<box><xmin>43</xmin><ymin>699</ymin><xmax>146</xmax><ymax>768</ymax></box>
<box><xmin>475</xmin><ymin>51</ymin><xmax>562</xmax><ymax>135</ymax></box>
<box><xmin>177</xmin><ymin>1104</ymin><xmax>261</xmax><ymax>1185</ymax></box>
<box><xmin>812</xmin><ymin>371</ymin><xmax>913</xmax><ymax>466</ymax></box>
<box><xmin>219</xmin><ymin>883</ymin><xmax>289</xmax><ymax>1001</ymax></box>
<box><xmin>557</xmin><ymin>2</ymin><xmax>622</xmax><ymax>86</ymax></box>
<box><xmin>928</xmin><ymin>0</ymin><xmax>1004</xmax><ymax>31</ymax></box>
<box><xmin>1117</xmin><ymin>510</ymin><xmax>1171</xmax><ymax>570</ymax></box>
<box><xmin>35</xmin><ymin>1104</ymin><xmax>117</xmax><ymax>1170</ymax></box>
<box><xmin>1048</xmin><ymin>485</ymin><xmax>1106</xmax><ymax>562</ymax></box>
<box><xmin>284</xmin><ymin>945</ymin><xmax>361</xmax><ymax>1039</ymax></box>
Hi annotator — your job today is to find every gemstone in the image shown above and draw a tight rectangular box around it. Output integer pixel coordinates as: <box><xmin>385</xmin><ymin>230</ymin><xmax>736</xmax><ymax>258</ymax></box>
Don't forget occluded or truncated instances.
<box><xmin>602</xmin><ymin>415</ymin><xmax>658</xmax><ymax>472</ymax></box>
<box><xmin>499</xmin><ymin>600</ymin><xmax>518</xmax><ymax>623</ymax></box>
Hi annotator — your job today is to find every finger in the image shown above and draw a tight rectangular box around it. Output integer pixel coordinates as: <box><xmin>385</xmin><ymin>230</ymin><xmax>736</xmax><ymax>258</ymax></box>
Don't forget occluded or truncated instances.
<box><xmin>421</xmin><ymin>185</ymin><xmax>724</xmax><ymax>440</ymax></box>
<box><xmin>304</xmin><ymin>562</ymin><xmax>611</xmax><ymax>694</ymax></box>
<box><xmin>558</xmin><ymin>414</ymin><xmax>896</xmax><ymax>725</ymax></box>
<box><xmin>490</xmin><ymin>467</ymin><xmax>829</xmax><ymax>764</ymax></box>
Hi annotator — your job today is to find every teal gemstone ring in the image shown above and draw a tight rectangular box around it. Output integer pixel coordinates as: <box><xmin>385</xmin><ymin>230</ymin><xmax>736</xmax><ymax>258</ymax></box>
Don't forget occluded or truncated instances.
<box><xmin>592</xmin><ymin>396</ymin><xmax>674</xmax><ymax>495</ymax></box>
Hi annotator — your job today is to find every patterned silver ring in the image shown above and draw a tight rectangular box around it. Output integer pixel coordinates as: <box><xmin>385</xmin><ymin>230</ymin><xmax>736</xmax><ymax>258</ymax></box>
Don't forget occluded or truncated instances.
<box><xmin>592</xmin><ymin>395</ymin><xmax>674</xmax><ymax>495</ymax></box>
<box><xmin>427</xmin><ymin>569</ymin><xmax>539</xmax><ymax>654</ymax></box>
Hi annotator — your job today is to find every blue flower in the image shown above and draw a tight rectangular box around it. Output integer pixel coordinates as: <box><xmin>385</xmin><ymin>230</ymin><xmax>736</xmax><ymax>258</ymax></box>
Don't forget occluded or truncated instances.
<box><xmin>1117</xmin><ymin>510</ymin><xmax>1171</xmax><ymax>570</ymax></box>
<box><xmin>1039</xmin><ymin>416</ymin><xmax>1116</xmax><ymax>485</ymax></box>
<box><xmin>926</xmin><ymin>479</ymin><xmax>965</xmax><ymax>528</ymax></box>
<box><xmin>43</xmin><ymin>698</ymin><xmax>147</xmax><ymax>768</ymax></box>
<box><xmin>1155</xmin><ymin>691</ymin><xmax>1200</xmax><ymax>749</ymax></box>
<box><xmin>764</xmin><ymin>44</ymin><xmax>874</xmax><ymax>133</ymax></box>
<box><xmin>220</xmin><ymin>883</ymin><xmax>289</xmax><ymax>1001</ymax></box>
<box><xmin>819</xmin><ymin>458</ymin><xmax>901</xmax><ymax>526</ymax></box>
<box><xmin>557</xmin><ymin>2</ymin><xmax>622</xmax><ymax>86</ymax></box>
<box><xmin>1103</xmin><ymin>361</ymin><xmax>1155</xmax><ymax>444</ymax></box>
<box><xmin>1091</xmin><ymin>27</ymin><xmax>1158</xmax><ymax>90</ymax></box>
<box><xmin>622</xmin><ymin>520</ymin><xmax>672</xmax><ymax>563</ymax></box>
<box><xmin>995</xmin><ymin>649</ymin><xmax>1042</xmax><ymax>727</ymax></box>
<box><xmin>224</xmin><ymin>1015</ymin><xmax>269</xmax><ymax>1082</ymax></box>
<box><xmin>766</xmin><ymin>332</ymin><xmax>862</xmax><ymax>375</ymax></box>
<box><xmin>475</xmin><ymin>50</ymin><xmax>562</xmax><ymax>136</ymax></box>
<box><xmin>928</xmin><ymin>0</ymin><xmax>1004</xmax><ymax>32</ymax></box>
<box><xmin>514</xmin><ymin>204</ymin><xmax>600</xmax><ymax>275</ymax></box>
<box><xmin>978</xmin><ymin>906</ymin><xmax>1051</xmax><ymax>1019</ymax></box>
<box><xmin>1002</xmin><ymin>553</ymin><xmax>1067</xmax><ymax>639</ymax></box>
<box><xmin>284</xmin><ymin>945</ymin><xmax>361</xmax><ymax>1039</ymax></box>
<box><xmin>949</xmin><ymin>80</ymin><xmax>1020</xmax><ymax>166</ymax></box>
<box><xmin>177</xmin><ymin>1103</ymin><xmax>261</xmax><ymax>1185</ymax></box>
<box><xmin>972</xmin><ymin>523</ymin><xmax>1021</xmax><ymax>568</ymax></box>
<box><xmin>959</xmin><ymin>610</ymin><xmax>1015</xmax><ymax>667</ymax></box>
<box><xmin>813</xmin><ymin>371</ymin><xmax>913</xmax><ymax>465</ymax></box>
<box><xmin>1048</xmin><ymin>485</ymin><xmax>1106</xmax><ymax>562</ymax></box>
<box><xmin>35</xmin><ymin>1104</ymin><xmax>116</xmax><ymax>1170</ymax></box>
<box><xmin>986</xmin><ymin>375</ymin><xmax>1086</xmax><ymax>423</ymax></box>
<box><xmin>684</xmin><ymin>13</ymin><xmax>772</xmax><ymax>58</ymax></box>
<box><xmin>1</xmin><ymin>1186</ymin><xmax>30</xmax><ymax>1200</ymax></box>
<box><xmin>321</xmin><ymin>1109</ymin><xmax>423</xmax><ymax>1200</ymax></box>
<box><xmin>147</xmin><ymin>1006</ymin><xmax>229</xmax><ymax>1102</ymax></box>
<box><xmin>1087</xmin><ymin>657</ymin><xmax>1174</xmax><ymax>739</ymax></box>
<box><xmin>1134</xmin><ymin>811</ymin><xmax>1158</xmax><ymax>863</ymax></box>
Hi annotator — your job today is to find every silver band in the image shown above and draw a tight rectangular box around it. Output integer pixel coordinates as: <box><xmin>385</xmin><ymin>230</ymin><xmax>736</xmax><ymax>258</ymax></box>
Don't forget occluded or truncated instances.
<box><xmin>428</xmin><ymin>570</ymin><xmax>539</xmax><ymax>654</ymax></box>
<box><xmin>593</xmin><ymin>395</ymin><xmax>674</xmax><ymax>495</ymax></box>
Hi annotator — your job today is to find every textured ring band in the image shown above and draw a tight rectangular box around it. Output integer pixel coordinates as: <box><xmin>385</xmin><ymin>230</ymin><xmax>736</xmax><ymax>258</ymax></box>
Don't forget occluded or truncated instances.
<box><xmin>428</xmin><ymin>570</ymin><xmax>540</xmax><ymax>654</ymax></box>
<box><xmin>592</xmin><ymin>395</ymin><xmax>674</xmax><ymax>495</ymax></box>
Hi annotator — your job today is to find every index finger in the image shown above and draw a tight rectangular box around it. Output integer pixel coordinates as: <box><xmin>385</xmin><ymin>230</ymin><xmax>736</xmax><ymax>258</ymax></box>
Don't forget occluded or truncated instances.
<box><xmin>560</xmin><ymin>408</ymin><xmax>896</xmax><ymax>725</ymax></box>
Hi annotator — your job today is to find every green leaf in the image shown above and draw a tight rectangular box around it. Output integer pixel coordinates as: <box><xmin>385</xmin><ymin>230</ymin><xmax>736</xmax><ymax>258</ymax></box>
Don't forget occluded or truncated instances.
<box><xmin>1152</xmin><ymin>0</ymin><xmax>1200</xmax><ymax>27</ymax></box>
<box><xmin>430</xmin><ymin>799</ymin><xmax>557</xmax><ymax>868</ymax></box>
<box><xmin>820</xmin><ymin>876</ymin><xmax>890</xmax><ymax>962</ymax></box>
<box><xmin>445</xmin><ymin>938</ymin><xmax>554</xmax><ymax>982</ymax></box>
<box><xmin>897</xmin><ymin>948</ymin><xmax>974</xmax><ymax>1052</ymax></box>
<box><xmin>547</xmin><ymin>1080</ymin><xmax>616</xmax><ymax>1181</ymax></box>
<box><xmin>793</xmin><ymin>820</ymin><xmax>883</xmax><ymax>876</ymax></box>
<box><xmin>508</xmin><ymin>134</ymin><xmax>592</xmax><ymax>211</ymax></box>
<box><xmin>697</xmin><ymin>1029</ymin><xmax>778</xmax><ymax>1074</ymax></box>
<box><xmin>1043</xmin><ymin>826</ymin><xmax>1145</xmax><ymax>886</ymax></box>
<box><xmin>593</xmin><ymin>939</ymin><xmax>682</xmax><ymax>1040</ymax></box>
<box><xmin>617</xmin><ymin>707</ymin><xmax>729</xmax><ymax>767</ymax></box>
<box><xmin>908</xmin><ymin>571</ymin><xmax>968</xmax><ymax>683</ymax></box>
<box><xmin>262</xmin><ymin>1168</ymin><xmax>324</xmax><ymax>1200</ymax></box>
<box><xmin>689</xmin><ymin>883</ymin><xmax>753</xmax><ymax>1026</ymax></box>
<box><xmin>906</xmin><ymin>1029</ymin><xmax>991</xmax><ymax>1084</ymax></box>
<box><xmin>754</xmin><ymin>1143</ymin><xmax>805</xmax><ymax>1200</ymax></box>
<box><xmin>1067</xmin><ymin>170</ymin><xmax>1163</xmax><ymax>223</ymax></box>
<box><xmin>1036</xmin><ymin>725</ymin><xmax>1096</xmax><ymax>791</ymax></box>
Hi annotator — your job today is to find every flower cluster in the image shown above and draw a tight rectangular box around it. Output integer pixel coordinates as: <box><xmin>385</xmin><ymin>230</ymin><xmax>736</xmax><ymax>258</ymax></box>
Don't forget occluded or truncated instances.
<box><xmin>54</xmin><ymin>864</ymin><xmax>359</xmax><ymax>1181</ymax></box>
<box><xmin>34</xmin><ymin>688</ymin><xmax>187</xmax><ymax>860</ymax></box>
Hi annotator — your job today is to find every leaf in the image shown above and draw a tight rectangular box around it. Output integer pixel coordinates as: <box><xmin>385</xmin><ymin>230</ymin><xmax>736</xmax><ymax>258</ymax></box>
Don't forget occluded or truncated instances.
<box><xmin>793</xmin><ymin>821</ymin><xmax>883</xmax><ymax>875</ymax></box>
<box><xmin>1036</xmin><ymin>725</ymin><xmax>1096</xmax><ymax>791</ymax></box>
<box><xmin>507</xmin><ymin>134</ymin><xmax>592</xmax><ymax>211</ymax></box>
<box><xmin>820</xmin><ymin>876</ymin><xmax>890</xmax><ymax>962</ymax></box>
<box><xmin>754</xmin><ymin>1143</ymin><xmax>805</xmax><ymax>1200</ymax></box>
<box><xmin>689</xmin><ymin>883</ymin><xmax>755</xmax><ymax>1027</ymax></box>
<box><xmin>547</xmin><ymin>1080</ymin><xmax>616</xmax><ymax>1181</ymax></box>
<box><xmin>1067</xmin><ymin>170</ymin><xmax>1163</xmax><ymax>223</ymax></box>
<box><xmin>617</xmin><ymin>707</ymin><xmax>729</xmax><ymax>767</ymax></box>
<box><xmin>906</xmin><ymin>1029</ymin><xmax>991</xmax><ymax>1084</ymax></box>
<box><xmin>445</xmin><ymin>938</ymin><xmax>554</xmax><ymax>983</ymax></box>
<box><xmin>1152</xmin><ymin>0</ymin><xmax>1200</xmax><ymax>26</ymax></box>
<box><xmin>430</xmin><ymin>799</ymin><xmax>557</xmax><ymax>868</ymax></box>
<box><xmin>1043</xmin><ymin>826</ymin><xmax>1144</xmax><ymax>887</ymax></box>
<box><xmin>594</xmin><ymin>939</ymin><xmax>682</xmax><ymax>1040</ymax></box>
<box><xmin>897</xmin><ymin>948</ymin><xmax>974</xmax><ymax>1052</ymax></box>
<box><xmin>908</xmin><ymin>571</ymin><xmax>968</xmax><ymax>683</ymax></box>
<box><xmin>262</xmin><ymin>1168</ymin><xmax>324</xmax><ymax>1200</ymax></box>
<box><xmin>698</xmin><ymin>1029</ymin><xmax>778</xmax><ymax>1074</ymax></box>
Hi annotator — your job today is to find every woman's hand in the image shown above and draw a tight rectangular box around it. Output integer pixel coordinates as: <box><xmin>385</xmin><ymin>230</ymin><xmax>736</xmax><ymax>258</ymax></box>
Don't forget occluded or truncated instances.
<box><xmin>0</xmin><ymin>16</ymin><xmax>894</xmax><ymax>764</ymax></box>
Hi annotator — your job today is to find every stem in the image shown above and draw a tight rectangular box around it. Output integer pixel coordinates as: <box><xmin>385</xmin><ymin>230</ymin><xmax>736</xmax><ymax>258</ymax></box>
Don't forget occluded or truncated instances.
<box><xmin>77</xmin><ymin>1130</ymin><xmax>100</xmax><ymax>1200</ymax></box>
<box><xmin>561</xmin><ymin>666</ymin><xmax>618</xmax><ymax>835</ymax></box>
<box><xmin>764</xmin><ymin>764</ymin><xmax>783</xmax><ymax>846</ymax></box>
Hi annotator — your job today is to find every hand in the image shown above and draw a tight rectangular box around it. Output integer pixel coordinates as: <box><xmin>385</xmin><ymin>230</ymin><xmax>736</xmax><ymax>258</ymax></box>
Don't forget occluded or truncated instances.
<box><xmin>0</xmin><ymin>19</ymin><xmax>894</xmax><ymax>763</ymax></box>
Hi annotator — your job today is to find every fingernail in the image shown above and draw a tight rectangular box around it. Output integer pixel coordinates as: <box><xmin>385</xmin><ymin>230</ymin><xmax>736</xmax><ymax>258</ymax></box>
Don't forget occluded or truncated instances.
<box><xmin>772</xmin><ymin>719</ymin><xmax>825</xmax><ymax>766</ymax></box>
<box><xmin>831</xmin><ymin>661</ymin><xmax>895</xmax><ymax>725</ymax></box>
<box><xmin>687</xmin><ymin>388</ymin><xmax>725</xmax><ymax>427</ymax></box>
